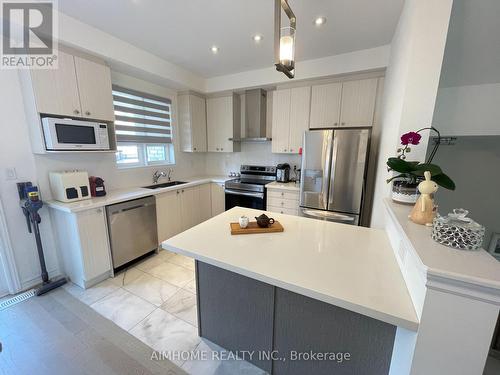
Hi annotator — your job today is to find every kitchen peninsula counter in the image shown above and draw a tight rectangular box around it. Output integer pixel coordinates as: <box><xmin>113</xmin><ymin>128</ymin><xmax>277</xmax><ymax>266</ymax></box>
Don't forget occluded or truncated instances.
<box><xmin>163</xmin><ymin>207</ymin><xmax>418</xmax><ymax>330</ymax></box>
<box><xmin>163</xmin><ymin>207</ymin><xmax>418</xmax><ymax>374</ymax></box>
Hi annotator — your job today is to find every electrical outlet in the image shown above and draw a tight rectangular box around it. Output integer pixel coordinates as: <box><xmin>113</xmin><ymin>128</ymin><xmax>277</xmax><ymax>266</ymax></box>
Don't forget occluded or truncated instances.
<box><xmin>5</xmin><ymin>168</ymin><xmax>17</xmax><ymax>180</ymax></box>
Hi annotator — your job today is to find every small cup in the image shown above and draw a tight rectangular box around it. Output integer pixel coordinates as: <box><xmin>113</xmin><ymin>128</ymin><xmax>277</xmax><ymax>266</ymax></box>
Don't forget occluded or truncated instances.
<box><xmin>239</xmin><ymin>215</ymin><xmax>249</xmax><ymax>229</ymax></box>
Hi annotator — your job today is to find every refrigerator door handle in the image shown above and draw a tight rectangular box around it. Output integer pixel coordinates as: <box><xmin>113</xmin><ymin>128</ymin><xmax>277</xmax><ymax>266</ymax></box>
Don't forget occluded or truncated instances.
<box><xmin>328</xmin><ymin>131</ymin><xmax>340</xmax><ymax>207</ymax></box>
<box><xmin>322</xmin><ymin>131</ymin><xmax>334</xmax><ymax>209</ymax></box>
<box><xmin>299</xmin><ymin>207</ymin><xmax>359</xmax><ymax>225</ymax></box>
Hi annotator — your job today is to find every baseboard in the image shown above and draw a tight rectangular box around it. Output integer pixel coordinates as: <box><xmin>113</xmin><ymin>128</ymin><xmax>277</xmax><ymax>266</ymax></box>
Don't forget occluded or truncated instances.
<box><xmin>20</xmin><ymin>268</ymin><xmax>62</xmax><ymax>291</ymax></box>
<box><xmin>83</xmin><ymin>271</ymin><xmax>112</xmax><ymax>289</ymax></box>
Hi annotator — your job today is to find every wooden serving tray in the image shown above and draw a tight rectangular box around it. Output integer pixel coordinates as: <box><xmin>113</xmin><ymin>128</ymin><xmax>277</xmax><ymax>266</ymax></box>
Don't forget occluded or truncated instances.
<box><xmin>230</xmin><ymin>221</ymin><xmax>284</xmax><ymax>235</ymax></box>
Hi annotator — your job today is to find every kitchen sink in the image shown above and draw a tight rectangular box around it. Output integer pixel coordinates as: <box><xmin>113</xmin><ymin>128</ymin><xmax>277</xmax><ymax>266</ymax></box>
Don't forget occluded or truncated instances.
<box><xmin>142</xmin><ymin>181</ymin><xmax>187</xmax><ymax>189</ymax></box>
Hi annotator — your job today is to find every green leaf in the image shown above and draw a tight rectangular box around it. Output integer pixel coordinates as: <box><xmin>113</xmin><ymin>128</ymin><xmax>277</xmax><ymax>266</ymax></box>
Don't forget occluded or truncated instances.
<box><xmin>413</xmin><ymin>163</ymin><xmax>443</xmax><ymax>176</ymax></box>
<box><xmin>386</xmin><ymin>158</ymin><xmax>418</xmax><ymax>173</ymax></box>
<box><xmin>432</xmin><ymin>173</ymin><xmax>456</xmax><ymax>190</ymax></box>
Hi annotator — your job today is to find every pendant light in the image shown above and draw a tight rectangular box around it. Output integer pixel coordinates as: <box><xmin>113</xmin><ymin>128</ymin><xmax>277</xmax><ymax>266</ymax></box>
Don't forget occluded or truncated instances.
<box><xmin>274</xmin><ymin>0</ymin><xmax>296</xmax><ymax>79</ymax></box>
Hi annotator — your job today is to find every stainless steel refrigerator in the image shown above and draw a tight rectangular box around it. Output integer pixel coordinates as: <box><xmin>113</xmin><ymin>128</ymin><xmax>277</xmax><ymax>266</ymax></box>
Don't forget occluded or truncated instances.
<box><xmin>299</xmin><ymin>128</ymin><xmax>370</xmax><ymax>225</ymax></box>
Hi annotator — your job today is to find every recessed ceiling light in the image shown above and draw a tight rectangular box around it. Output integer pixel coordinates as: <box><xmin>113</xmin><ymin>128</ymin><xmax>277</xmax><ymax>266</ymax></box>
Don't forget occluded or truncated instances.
<box><xmin>314</xmin><ymin>17</ymin><xmax>327</xmax><ymax>26</ymax></box>
<box><xmin>211</xmin><ymin>46</ymin><xmax>219</xmax><ymax>54</ymax></box>
<box><xmin>253</xmin><ymin>34</ymin><xmax>263</xmax><ymax>43</ymax></box>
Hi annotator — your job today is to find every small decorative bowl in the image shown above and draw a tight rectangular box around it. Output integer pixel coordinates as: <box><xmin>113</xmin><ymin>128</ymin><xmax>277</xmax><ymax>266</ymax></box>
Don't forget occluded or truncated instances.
<box><xmin>431</xmin><ymin>209</ymin><xmax>485</xmax><ymax>251</ymax></box>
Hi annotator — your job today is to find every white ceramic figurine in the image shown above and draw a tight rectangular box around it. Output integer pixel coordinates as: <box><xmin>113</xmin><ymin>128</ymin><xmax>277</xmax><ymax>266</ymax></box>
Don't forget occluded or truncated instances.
<box><xmin>409</xmin><ymin>171</ymin><xmax>438</xmax><ymax>226</ymax></box>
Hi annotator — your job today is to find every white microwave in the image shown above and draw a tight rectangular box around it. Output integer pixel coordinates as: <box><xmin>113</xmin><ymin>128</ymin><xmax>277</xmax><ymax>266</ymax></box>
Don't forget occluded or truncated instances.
<box><xmin>41</xmin><ymin>117</ymin><xmax>110</xmax><ymax>151</ymax></box>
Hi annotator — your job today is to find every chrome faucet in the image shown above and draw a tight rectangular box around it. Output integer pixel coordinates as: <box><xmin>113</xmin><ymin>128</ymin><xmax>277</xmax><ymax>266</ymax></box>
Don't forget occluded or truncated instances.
<box><xmin>152</xmin><ymin>170</ymin><xmax>166</xmax><ymax>184</ymax></box>
<box><xmin>152</xmin><ymin>168</ymin><xmax>173</xmax><ymax>184</ymax></box>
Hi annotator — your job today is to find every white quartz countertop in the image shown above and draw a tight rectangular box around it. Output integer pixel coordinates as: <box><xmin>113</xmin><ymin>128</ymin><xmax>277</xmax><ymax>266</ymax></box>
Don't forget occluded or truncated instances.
<box><xmin>46</xmin><ymin>176</ymin><xmax>231</xmax><ymax>213</ymax></box>
<box><xmin>266</xmin><ymin>181</ymin><xmax>300</xmax><ymax>191</ymax></box>
<box><xmin>385</xmin><ymin>199</ymin><xmax>500</xmax><ymax>290</ymax></box>
<box><xmin>163</xmin><ymin>207</ymin><xmax>419</xmax><ymax>331</ymax></box>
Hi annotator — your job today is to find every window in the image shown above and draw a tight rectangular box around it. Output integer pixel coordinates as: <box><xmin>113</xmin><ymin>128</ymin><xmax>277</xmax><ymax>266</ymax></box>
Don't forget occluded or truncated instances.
<box><xmin>115</xmin><ymin>143</ymin><xmax>175</xmax><ymax>168</ymax></box>
<box><xmin>112</xmin><ymin>86</ymin><xmax>175</xmax><ymax>168</ymax></box>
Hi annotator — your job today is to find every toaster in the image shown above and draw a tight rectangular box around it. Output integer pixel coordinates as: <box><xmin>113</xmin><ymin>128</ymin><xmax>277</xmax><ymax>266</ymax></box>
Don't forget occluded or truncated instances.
<box><xmin>49</xmin><ymin>171</ymin><xmax>91</xmax><ymax>203</ymax></box>
<box><xmin>276</xmin><ymin>163</ymin><xmax>291</xmax><ymax>183</ymax></box>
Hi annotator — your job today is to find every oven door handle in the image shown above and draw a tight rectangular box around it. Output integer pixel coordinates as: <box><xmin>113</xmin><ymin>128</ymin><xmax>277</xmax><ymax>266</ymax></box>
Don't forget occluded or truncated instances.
<box><xmin>225</xmin><ymin>189</ymin><xmax>264</xmax><ymax>199</ymax></box>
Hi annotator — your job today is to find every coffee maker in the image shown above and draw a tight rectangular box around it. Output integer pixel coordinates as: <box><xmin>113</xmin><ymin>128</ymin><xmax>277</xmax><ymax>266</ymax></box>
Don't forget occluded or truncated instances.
<box><xmin>276</xmin><ymin>163</ymin><xmax>290</xmax><ymax>182</ymax></box>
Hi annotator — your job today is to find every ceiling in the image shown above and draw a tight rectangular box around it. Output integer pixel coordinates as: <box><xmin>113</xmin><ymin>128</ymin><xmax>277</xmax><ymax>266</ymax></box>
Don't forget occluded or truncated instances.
<box><xmin>439</xmin><ymin>0</ymin><xmax>500</xmax><ymax>87</ymax></box>
<box><xmin>58</xmin><ymin>0</ymin><xmax>403</xmax><ymax>78</ymax></box>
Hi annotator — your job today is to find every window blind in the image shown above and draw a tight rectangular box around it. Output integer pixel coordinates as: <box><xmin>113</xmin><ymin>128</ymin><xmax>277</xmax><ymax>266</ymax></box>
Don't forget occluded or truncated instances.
<box><xmin>112</xmin><ymin>85</ymin><xmax>173</xmax><ymax>144</ymax></box>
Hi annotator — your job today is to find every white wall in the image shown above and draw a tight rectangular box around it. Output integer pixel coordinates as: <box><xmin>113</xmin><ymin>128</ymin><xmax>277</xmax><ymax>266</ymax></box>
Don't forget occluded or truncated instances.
<box><xmin>370</xmin><ymin>0</ymin><xmax>453</xmax><ymax>228</ymax></box>
<box><xmin>433</xmin><ymin>83</ymin><xmax>500</xmax><ymax>136</ymax></box>
<box><xmin>204</xmin><ymin>46</ymin><xmax>391</xmax><ymax>93</ymax></box>
<box><xmin>0</xmin><ymin>70</ymin><xmax>60</xmax><ymax>290</ymax></box>
<box><xmin>205</xmin><ymin>143</ymin><xmax>301</xmax><ymax>177</ymax></box>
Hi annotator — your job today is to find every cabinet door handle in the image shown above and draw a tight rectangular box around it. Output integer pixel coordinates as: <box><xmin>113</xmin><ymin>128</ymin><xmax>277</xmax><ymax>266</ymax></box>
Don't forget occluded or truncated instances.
<box><xmin>176</xmin><ymin>191</ymin><xmax>180</xmax><ymax>194</ymax></box>
<box><xmin>74</xmin><ymin>109</ymin><xmax>80</xmax><ymax>114</ymax></box>
<box><xmin>334</xmin><ymin>122</ymin><xmax>338</xmax><ymax>126</ymax></box>
<box><xmin>216</xmin><ymin>148</ymin><xmax>219</xmax><ymax>151</ymax></box>
<box><xmin>85</xmin><ymin>111</ymin><xmax>91</xmax><ymax>116</ymax></box>
<box><xmin>290</xmin><ymin>148</ymin><xmax>293</xmax><ymax>152</ymax></box>
<box><xmin>220</xmin><ymin>148</ymin><xmax>223</xmax><ymax>151</ymax></box>
<box><xmin>193</xmin><ymin>147</ymin><xmax>197</xmax><ymax>151</ymax></box>
<box><xmin>182</xmin><ymin>189</ymin><xmax>185</xmax><ymax>193</ymax></box>
<box><xmin>283</xmin><ymin>148</ymin><xmax>287</xmax><ymax>152</ymax></box>
<box><xmin>281</xmin><ymin>192</ymin><xmax>284</xmax><ymax>196</ymax></box>
<box><xmin>341</xmin><ymin>122</ymin><xmax>346</xmax><ymax>126</ymax></box>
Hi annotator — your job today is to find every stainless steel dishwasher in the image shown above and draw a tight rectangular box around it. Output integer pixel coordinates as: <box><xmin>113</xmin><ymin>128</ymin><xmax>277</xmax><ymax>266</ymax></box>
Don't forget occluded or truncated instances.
<box><xmin>106</xmin><ymin>196</ymin><xmax>158</xmax><ymax>269</ymax></box>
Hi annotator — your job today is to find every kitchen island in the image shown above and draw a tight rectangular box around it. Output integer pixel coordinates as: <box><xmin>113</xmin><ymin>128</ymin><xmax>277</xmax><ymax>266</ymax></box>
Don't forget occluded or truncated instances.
<box><xmin>163</xmin><ymin>207</ymin><xmax>418</xmax><ymax>375</ymax></box>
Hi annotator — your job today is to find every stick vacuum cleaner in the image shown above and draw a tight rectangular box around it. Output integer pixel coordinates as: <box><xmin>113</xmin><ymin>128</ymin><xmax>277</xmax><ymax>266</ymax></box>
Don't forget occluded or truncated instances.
<box><xmin>17</xmin><ymin>182</ymin><xmax>67</xmax><ymax>296</ymax></box>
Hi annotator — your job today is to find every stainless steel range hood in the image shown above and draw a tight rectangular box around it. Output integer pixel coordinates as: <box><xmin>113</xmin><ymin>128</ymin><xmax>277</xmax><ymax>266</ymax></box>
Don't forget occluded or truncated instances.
<box><xmin>230</xmin><ymin>89</ymin><xmax>271</xmax><ymax>142</ymax></box>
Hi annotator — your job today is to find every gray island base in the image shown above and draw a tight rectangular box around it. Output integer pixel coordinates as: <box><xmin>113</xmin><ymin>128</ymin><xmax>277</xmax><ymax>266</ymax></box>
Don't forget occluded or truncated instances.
<box><xmin>196</xmin><ymin>261</ymin><xmax>396</xmax><ymax>375</ymax></box>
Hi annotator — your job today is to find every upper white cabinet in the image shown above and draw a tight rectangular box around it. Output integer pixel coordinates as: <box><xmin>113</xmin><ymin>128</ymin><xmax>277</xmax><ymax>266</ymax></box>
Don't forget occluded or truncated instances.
<box><xmin>206</xmin><ymin>94</ymin><xmax>241</xmax><ymax>152</ymax></box>
<box><xmin>272</xmin><ymin>89</ymin><xmax>291</xmax><ymax>153</ymax></box>
<box><xmin>339</xmin><ymin>78</ymin><xmax>378</xmax><ymax>127</ymax></box>
<box><xmin>29</xmin><ymin>51</ymin><xmax>114</xmax><ymax>122</ymax></box>
<box><xmin>309</xmin><ymin>82</ymin><xmax>342</xmax><ymax>129</ymax></box>
<box><xmin>288</xmin><ymin>87</ymin><xmax>311</xmax><ymax>153</ymax></box>
<box><xmin>272</xmin><ymin>86</ymin><xmax>310</xmax><ymax>154</ymax></box>
<box><xmin>73</xmin><ymin>56</ymin><xmax>115</xmax><ymax>122</ymax></box>
<box><xmin>309</xmin><ymin>78</ymin><xmax>378</xmax><ymax>128</ymax></box>
<box><xmin>178</xmin><ymin>93</ymin><xmax>207</xmax><ymax>152</ymax></box>
<box><xmin>29</xmin><ymin>50</ymin><xmax>82</xmax><ymax>118</ymax></box>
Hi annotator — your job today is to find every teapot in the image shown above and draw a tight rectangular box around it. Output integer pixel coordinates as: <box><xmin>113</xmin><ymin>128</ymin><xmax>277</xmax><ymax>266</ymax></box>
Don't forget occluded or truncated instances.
<box><xmin>255</xmin><ymin>214</ymin><xmax>275</xmax><ymax>228</ymax></box>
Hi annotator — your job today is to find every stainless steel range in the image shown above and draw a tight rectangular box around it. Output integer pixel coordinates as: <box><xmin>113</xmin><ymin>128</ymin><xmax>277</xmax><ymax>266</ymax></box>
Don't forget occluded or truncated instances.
<box><xmin>225</xmin><ymin>165</ymin><xmax>276</xmax><ymax>210</ymax></box>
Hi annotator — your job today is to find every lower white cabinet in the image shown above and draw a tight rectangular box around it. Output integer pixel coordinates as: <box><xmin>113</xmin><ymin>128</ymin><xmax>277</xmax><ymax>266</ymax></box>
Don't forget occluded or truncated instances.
<box><xmin>266</xmin><ymin>188</ymin><xmax>300</xmax><ymax>215</ymax></box>
<box><xmin>211</xmin><ymin>182</ymin><xmax>225</xmax><ymax>216</ymax></box>
<box><xmin>156</xmin><ymin>189</ymin><xmax>183</xmax><ymax>243</ymax></box>
<box><xmin>50</xmin><ymin>207</ymin><xmax>112</xmax><ymax>289</ymax></box>
<box><xmin>156</xmin><ymin>183</ymin><xmax>212</xmax><ymax>243</ymax></box>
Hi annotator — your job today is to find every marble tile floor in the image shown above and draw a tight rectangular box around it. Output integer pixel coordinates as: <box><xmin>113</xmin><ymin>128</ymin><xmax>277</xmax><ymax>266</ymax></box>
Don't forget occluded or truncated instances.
<box><xmin>63</xmin><ymin>249</ymin><xmax>266</xmax><ymax>374</ymax></box>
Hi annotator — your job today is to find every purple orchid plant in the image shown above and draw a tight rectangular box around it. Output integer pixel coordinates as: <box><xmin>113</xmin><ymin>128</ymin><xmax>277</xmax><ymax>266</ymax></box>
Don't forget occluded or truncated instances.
<box><xmin>387</xmin><ymin>127</ymin><xmax>455</xmax><ymax>190</ymax></box>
